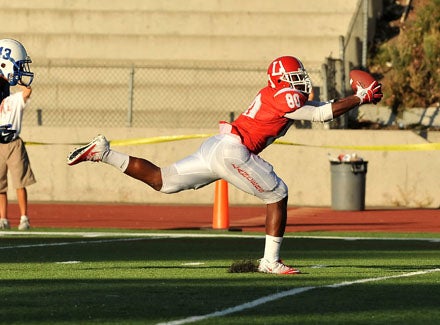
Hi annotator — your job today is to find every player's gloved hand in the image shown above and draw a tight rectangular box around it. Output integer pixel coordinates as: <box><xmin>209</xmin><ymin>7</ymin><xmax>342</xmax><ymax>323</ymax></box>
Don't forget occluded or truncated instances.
<box><xmin>355</xmin><ymin>80</ymin><xmax>383</xmax><ymax>104</ymax></box>
<box><xmin>0</xmin><ymin>124</ymin><xmax>16</xmax><ymax>144</ymax></box>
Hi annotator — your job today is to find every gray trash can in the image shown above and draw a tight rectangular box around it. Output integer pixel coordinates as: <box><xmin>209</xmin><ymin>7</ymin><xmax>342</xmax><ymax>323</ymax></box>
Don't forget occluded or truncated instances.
<box><xmin>330</xmin><ymin>161</ymin><xmax>368</xmax><ymax>211</ymax></box>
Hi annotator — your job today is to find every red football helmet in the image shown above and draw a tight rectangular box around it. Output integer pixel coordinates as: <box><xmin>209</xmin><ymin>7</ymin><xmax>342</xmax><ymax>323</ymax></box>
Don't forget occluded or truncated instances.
<box><xmin>267</xmin><ymin>56</ymin><xmax>312</xmax><ymax>95</ymax></box>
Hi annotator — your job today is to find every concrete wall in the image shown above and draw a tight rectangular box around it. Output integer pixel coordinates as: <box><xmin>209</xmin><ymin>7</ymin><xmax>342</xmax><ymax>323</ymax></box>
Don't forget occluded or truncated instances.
<box><xmin>17</xmin><ymin>127</ymin><xmax>440</xmax><ymax>208</ymax></box>
<box><xmin>2</xmin><ymin>0</ymin><xmax>361</xmax><ymax>82</ymax></box>
<box><xmin>2</xmin><ymin>0</ymin><xmax>367</xmax><ymax>133</ymax></box>
<box><xmin>359</xmin><ymin>105</ymin><xmax>440</xmax><ymax>129</ymax></box>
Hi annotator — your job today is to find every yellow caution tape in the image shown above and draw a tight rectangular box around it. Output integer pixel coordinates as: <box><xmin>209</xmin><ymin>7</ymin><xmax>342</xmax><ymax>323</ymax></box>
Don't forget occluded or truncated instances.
<box><xmin>25</xmin><ymin>141</ymin><xmax>80</xmax><ymax>146</ymax></box>
<box><xmin>25</xmin><ymin>134</ymin><xmax>440</xmax><ymax>151</ymax></box>
<box><xmin>274</xmin><ymin>140</ymin><xmax>440</xmax><ymax>151</ymax></box>
<box><xmin>109</xmin><ymin>134</ymin><xmax>214</xmax><ymax>146</ymax></box>
<box><xmin>24</xmin><ymin>134</ymin><xmax>214</xmax><ymax>147</ymax></box>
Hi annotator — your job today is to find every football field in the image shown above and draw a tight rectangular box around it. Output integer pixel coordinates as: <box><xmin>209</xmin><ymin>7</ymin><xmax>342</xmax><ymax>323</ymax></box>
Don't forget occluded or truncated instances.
<box><xmin>1</xmin><ymin>230</ymin><xmax>439</xmax><ymax>324</ymax></box>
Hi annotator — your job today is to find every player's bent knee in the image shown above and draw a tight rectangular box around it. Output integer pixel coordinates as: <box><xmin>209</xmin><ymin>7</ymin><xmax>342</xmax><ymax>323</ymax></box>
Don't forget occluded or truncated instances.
<box><xmin>258</xmin><ymin>179</ymin><xmax>288</xmax><ymax>204</ymax></box>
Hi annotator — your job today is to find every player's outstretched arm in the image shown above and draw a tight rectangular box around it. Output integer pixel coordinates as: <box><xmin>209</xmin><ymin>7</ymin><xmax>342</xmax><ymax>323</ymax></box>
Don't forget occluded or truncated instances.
<box><xmin>332</xmin><ymin>80</ymin><xmax>383</xmax><ymax>119</ymax></box>
<box><xmin>330</xmin><ymin>95</ymin><xmax>362</xmax><ymax>119</ymax></box>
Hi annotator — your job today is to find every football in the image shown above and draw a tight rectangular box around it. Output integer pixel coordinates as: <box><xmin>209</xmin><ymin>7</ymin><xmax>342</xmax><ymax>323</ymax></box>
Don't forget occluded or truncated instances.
<box><xmin>349</xmin><ymin>70</ymin><xmax>375</xmax><ymax>92</ymax></box>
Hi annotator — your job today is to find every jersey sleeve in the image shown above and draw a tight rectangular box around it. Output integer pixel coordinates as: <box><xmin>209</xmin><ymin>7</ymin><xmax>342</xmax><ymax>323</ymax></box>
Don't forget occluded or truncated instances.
<box><xmin>284</xmin><ymin>101</ymin><xmax>333</xmax><ymax>122</ymax></box>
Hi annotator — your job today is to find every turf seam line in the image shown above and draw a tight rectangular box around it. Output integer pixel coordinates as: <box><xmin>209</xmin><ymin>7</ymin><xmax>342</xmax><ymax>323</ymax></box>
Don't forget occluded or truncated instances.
<box><xmin>0</xmin><ymin>237</ymin><xmax>151</xmax><ymax>250</ymax></box>
<box><xmin>0</xmin><ymin>231</ymin><xmax>265</xmax><ymax>240</ymax></box>
<box><xmin>1</xmin><ymin>231</ymin><xmax>438</xmax><ymax>242</ymax></box>
<box><xmin>157</xmin><ymin>268</ymin><xmax>440</xmax><ymax>325</ymax></box>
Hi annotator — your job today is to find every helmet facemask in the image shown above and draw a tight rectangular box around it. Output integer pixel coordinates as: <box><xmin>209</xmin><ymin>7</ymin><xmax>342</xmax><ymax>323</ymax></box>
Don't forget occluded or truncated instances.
<box><xmin>10</xmin><ymin>57</ymin><xmax>34</xmax><ymax>86</ymax></box>
<box><xmin>280</xmin><ymin>69</ymin><xmax>312</xmax><ymax>95</ymax></box>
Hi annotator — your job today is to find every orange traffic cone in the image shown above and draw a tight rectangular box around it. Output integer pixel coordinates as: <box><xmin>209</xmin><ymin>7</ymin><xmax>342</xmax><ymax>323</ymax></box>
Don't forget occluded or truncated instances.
<box><xmin>212</xmin><ymin>179</ymin><xmax>229</xmax><ymax>229</ymax></box>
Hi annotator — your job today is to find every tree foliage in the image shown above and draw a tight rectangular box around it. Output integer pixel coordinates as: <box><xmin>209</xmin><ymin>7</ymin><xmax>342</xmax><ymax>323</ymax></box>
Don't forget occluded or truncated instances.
<box><xmin>371</xmin><ymin>0</ymin><xmax>440</xmax><ymax>113</ymax></box>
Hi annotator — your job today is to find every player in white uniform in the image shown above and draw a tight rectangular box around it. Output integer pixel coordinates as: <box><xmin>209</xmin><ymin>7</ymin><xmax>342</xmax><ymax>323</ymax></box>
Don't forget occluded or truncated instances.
<box><xmin>0</xmin><ymin>38</ymin><xmax>36</xmax><ymax>230</ymax></box>
<box><xmin>68</xmin><ymin>56</ymin><xmax>382</xmax><ymax>274</ymax></box>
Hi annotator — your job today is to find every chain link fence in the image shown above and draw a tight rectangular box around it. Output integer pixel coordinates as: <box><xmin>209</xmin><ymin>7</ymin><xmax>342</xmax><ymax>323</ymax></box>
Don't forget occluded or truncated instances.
<box><xmin>23</xmin><ymin>62</ymin><xmax>323</xmax><ymax>128</ymax></box>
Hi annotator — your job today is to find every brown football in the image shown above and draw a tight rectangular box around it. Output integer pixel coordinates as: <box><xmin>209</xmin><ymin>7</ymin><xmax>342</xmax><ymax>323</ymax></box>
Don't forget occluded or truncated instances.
<box><xmin>349</xmin><ymin>70</ymin><xmax>375</xmax><ymax>92</ymax></box>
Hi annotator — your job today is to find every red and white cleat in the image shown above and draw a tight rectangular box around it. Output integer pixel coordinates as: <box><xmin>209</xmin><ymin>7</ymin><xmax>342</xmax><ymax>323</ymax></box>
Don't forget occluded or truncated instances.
<box><xmin>67</xmin><ymin>135</ymin><xmax>109</xmax><ymax>166</ymax></box>
<box><xmin>258</xmin><ymin>259</ymin><xmax>301</xmax><ymax>275</ymax></box>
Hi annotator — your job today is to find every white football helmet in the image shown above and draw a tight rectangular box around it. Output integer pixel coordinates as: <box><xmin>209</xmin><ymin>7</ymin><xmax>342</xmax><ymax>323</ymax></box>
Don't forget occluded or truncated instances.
<box><xmin>0</xmin><ymin>38</ymin><xmax>34</xmax><ymax>86</ymax></box>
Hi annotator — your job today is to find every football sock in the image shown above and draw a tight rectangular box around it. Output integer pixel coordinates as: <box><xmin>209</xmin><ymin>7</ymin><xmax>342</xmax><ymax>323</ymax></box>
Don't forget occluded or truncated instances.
<box><xmin>102</xmin><ymin>150</ymin><xmax>129</xmax><ymax>172</ymax></box>
<box><xmin>263</xmin><ymin>235</ymin><xmax>283</xmax><ymax>263</ymax></box>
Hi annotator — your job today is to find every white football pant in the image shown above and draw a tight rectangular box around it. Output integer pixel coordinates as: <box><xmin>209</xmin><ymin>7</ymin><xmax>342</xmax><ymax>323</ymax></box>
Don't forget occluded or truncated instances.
<box><xmin>160</xmin><ymin>134</ymin><xmax>288</xmax><ymax>204</ymax></box>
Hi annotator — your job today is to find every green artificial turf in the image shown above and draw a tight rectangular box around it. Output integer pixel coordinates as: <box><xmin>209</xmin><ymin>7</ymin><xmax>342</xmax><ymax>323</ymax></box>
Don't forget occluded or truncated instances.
<box><xmin>0</xmin><ymin>232</ymin><xmax>439</xmax><ymax>324</ymax></box>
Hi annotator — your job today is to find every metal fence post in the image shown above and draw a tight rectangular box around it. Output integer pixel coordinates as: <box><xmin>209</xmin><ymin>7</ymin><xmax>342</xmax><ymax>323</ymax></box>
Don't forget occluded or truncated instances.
<box><xmin>339</xmin><ymin>35</ymin><xmax>348</xmax><ymax>129</ymax></box>
<box><xmin>127</xmin><ymin>66</ymin><xmax>135</xmax><ymax>127</ymax></box>
<box><xmin>362</xmin><ymin>0</ymin><xmax>369</xmax><ymax>69</ymax></box>
<box><xmin>321</xmin><ymin>63</ymin><xmax>329</xmax><ymax>102</ymax></box>
<box><xmin>37</xmin><ymin>108</ymin><xmax>43</xmax><ymax>126</ymax></box>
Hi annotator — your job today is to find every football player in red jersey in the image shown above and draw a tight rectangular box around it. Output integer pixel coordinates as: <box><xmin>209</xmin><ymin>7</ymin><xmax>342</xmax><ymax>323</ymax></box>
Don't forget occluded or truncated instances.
<box><xmin>68</xmin><ymin>56</ymin><xmax>382</xmax><ymax>274</ymax></box>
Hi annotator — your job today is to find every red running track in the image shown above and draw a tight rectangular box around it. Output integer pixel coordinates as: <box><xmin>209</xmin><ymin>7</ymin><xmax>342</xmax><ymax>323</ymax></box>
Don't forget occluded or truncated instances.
<box><xmin>4</xmin><ymin>203</ymin><xmax>440</xmax><ymax>233</ymax></box>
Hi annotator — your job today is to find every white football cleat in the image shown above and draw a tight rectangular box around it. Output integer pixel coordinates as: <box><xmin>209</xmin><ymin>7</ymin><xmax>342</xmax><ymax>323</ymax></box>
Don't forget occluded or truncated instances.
<box><xmin>0</xmin><ymin>218</ymin><xmax>10</xmax><ymax>230</ymax></box>
<box><xmin>258</xmin><ymin>258</ymin><xmax>301</xmax><ymax>275</ymax></box>
<box><xmin>67</xmin><ymin>135</ymin><xmax>109</xmax><ymax>166</ymax></box>
<box><xmin>18</xmin><ymin>215</ymin><xmax>30</xmax><ymax>230</ymax></box>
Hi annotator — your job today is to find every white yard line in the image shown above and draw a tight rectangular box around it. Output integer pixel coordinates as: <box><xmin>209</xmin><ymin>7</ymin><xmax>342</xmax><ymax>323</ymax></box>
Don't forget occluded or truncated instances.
<box><xmin>1</xmin><ymin>231</ymin><xmax>439</xmax><ymax>251</ymax></box>
<box><xmin>157</xmin><ymin>268</ymin><xmax>440</xmax><ymax>325</ymax></box>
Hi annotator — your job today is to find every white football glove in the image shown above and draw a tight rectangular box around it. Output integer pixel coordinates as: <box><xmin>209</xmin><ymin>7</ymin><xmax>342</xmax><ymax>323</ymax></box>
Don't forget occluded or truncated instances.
<box><xmin>355</xmin><ymin>80</ymin><xmax>383</xmax><ymax>104</ymax></box>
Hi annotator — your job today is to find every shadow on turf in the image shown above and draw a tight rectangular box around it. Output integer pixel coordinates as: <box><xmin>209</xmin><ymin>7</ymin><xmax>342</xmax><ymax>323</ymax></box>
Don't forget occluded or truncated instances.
<box><xmin>172</xmin><ymin>221</ymin><xmax>418</xmax><ymax>232</ymax></box>
<box><xmin>1</xmin><ymin>277</ymin><xmax>439</xmax><ymax>324</ymax></box>
<box><xmin>78</xmin><ymin>265</ymin><xmax>229</xmax><ymax>270</ymax></box>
